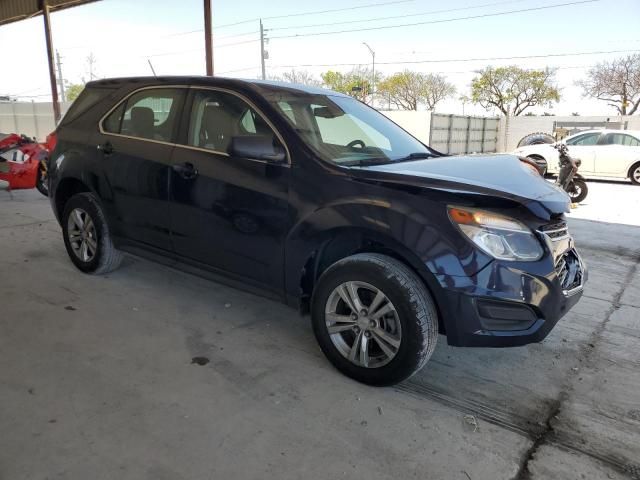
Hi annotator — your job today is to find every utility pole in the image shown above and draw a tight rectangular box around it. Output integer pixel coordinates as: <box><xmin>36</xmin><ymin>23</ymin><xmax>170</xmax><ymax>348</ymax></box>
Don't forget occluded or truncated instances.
<box><xmin>260</xmin><ymin>19</ymin><xmax>267</xmax><ymax>80</ymax></box>
<box><xmin>86</xmin><ymin>52</ymin><xmax>97</xmax><ymax>81</ymax></box>
<box><xmin>204</xmin><ymin>0</ymin><xmax>213</xmax><ymax>76</ymax></box>
<box><xmin>56</xmin><ymin>50</ymin><xmax>66</xmax><ymax>103</ymax></box>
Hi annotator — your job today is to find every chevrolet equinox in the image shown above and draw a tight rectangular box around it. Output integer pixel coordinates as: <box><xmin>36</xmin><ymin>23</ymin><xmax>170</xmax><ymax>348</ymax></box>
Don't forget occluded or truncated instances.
<box><xmin>47</xmin><ymin>76</ymin><xmax>586</xmax><ymax>385</ymax></box>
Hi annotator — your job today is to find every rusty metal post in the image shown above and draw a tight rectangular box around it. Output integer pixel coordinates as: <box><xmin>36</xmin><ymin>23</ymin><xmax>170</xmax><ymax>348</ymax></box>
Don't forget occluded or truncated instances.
<box><xmin>40</xmin><ymin>0</ymin><xmax>61</xmax><ymax>122</ymax></box>
<box><xmin>204</xmin><ymin>0</ymin><xmax>213</xmax><ymax>75</ymax></box>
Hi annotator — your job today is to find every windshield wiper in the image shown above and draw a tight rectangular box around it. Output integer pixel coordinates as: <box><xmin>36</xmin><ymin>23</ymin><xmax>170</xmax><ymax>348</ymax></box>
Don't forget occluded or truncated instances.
<box><xmin>340</xmin><ymin>158</ymin><xmax>393</xmax><ymax>167</ymax></box>
<box><xmin>394</xmin><ymin>152</ymin><xmax>436</xmax><ymax>162</ymax></box>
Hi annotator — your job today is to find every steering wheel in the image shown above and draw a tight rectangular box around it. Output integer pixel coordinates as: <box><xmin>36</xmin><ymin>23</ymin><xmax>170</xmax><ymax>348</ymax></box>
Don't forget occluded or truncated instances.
<box><xmin>347</xmin><ymin>139</ymin><xmax>366</xmax><ymax>149</ymax></box>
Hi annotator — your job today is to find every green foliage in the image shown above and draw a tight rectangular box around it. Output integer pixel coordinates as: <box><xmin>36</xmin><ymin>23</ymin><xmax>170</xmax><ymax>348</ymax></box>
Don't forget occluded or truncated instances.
<box><xmin>470</xmin><ymin>66</ymin><xmax>560</xmax><ymax>116</ymax></box>
<box><xmin>377</xmin><ymin>71</ymin><xmax>455</xmax><ymax>110</ymax></box>
<box><xmin>65</xmin><ymin>83</ymin><xmax>85</xmax><ymax>102</ymax></box>
<box><xmin>320</xmin><ymin>68</ymin><xmax>378</xmax><ymax>103</ymax></box>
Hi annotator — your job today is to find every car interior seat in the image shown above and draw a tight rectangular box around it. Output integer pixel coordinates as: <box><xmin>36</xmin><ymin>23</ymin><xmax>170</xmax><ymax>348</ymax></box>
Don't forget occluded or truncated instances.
<box><xmin>130</xmin><ymin>107</ymin><xmax>156</xmax><ymax>140</ymax></box>
<box><xmin>199</xmin><ymin>104</ymin><xmax>238</xmax><ymax>152</ymax></box>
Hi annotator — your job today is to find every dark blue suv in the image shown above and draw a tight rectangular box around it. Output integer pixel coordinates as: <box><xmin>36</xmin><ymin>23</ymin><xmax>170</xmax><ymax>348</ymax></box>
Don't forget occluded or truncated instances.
<box><xmin>47</xmin><ymin>76</ymin><xmax>586</xmax><ymax>385</ymax></box>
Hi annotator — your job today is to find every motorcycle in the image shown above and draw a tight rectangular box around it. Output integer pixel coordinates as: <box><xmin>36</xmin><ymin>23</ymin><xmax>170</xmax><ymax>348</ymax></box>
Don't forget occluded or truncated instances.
<box><xmin>0</xmin><ymin>133</ymin><xmax>49</xmax><ymax>196</ymax></box>
<box><xmin>553</xmin><ymin>143</ymin><xmax>588</xmax><ymax>204</ymax></box>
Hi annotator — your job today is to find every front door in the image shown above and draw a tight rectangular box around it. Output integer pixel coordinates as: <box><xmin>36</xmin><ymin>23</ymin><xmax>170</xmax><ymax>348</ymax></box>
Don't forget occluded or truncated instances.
<box><xmin>169</xmin><ymin>88</ymin><xmax>290</xmax><ymax>291</ymax></box>
<box><xmin>96</xmin><ymin>87</ymin><xmax>186</xmax><ymax>250</ymax></box>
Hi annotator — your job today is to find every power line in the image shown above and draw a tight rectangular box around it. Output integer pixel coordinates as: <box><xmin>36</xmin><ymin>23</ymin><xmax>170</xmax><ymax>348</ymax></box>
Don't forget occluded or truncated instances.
<box><xmin>212</xmin><ymin>0</ymin><xmax>417</xmax><ymax>29</ymax></box>
<box><xmin>218</xmin><ymin>49</ymin><xmax>638</xmax><ymax>74</ymax></box>
<box><xmin>268</xmin><ymin>0</ymin><xmax>600</xmax><ymax>39</ymax></box>
<box><xmin>268</xmin><ymin>0</ymin><xmax>527</xmax><ymax>31</ymax></box>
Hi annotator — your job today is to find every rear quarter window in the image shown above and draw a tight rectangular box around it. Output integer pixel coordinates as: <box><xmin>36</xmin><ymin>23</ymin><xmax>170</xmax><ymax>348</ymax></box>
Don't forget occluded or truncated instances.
<box><xmin>59</xmin><ymin>86</ymin><xmax>117</xmax><ymax>126</ymax></box>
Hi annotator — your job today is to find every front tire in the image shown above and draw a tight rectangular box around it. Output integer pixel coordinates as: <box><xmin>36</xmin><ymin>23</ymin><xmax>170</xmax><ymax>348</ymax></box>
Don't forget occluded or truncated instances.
<box><xmin>62</xmin><ymin>193</ymin><xmax>123</xmax><ymax>274</ymax></box>
<box><xmin>568</xmin><ymin>178</ymin><xmax>588</xmax><ymax>203</ymax></box>
<box><xmin>311</xmin><ymin>253</ymin><xmax>438</xmax><ymax>386</ymax></box>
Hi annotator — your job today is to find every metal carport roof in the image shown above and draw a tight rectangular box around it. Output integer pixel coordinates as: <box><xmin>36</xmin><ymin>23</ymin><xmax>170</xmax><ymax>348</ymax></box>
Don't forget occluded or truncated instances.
<box><xmin>0</xmin><ymin>0</ymin><xmax>214</xmax><ymax>123</ymax></box>
<box><xmin>0</xmin><ymin>0</ymin><xmax>99</xmax><ymax>26</ymax></box>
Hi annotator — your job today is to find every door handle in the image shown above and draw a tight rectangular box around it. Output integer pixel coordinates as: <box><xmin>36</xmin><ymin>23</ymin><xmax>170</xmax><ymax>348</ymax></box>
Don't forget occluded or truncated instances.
<box><xmin>97</xmin><ymin>141</ymin><xmax>114</xmax><ymax>155</ymax></box>
<box><xmin>172</xmin><ymin>162</ymin><xmax>198</xmax><ymax>180</ymax></box>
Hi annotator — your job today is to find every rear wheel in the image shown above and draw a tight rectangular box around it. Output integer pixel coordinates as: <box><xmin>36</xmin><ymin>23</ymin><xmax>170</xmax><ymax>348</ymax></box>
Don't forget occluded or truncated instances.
<box><xmin>630</xmin><ymin>163</ymin><xmax>640</xmax><ymax>185</ymax></box>
<box><xmin>62</xmin><ymin>193</ymin><xmax>123</xmax><ymax>274</ymax></box>
<box><xmin>35</xmin><ymin>162</ymin><xmax>48</xmax><ymax>196</ymax></box>
<box><xmin>311</xmin><ymin>253</ymin><xmax>438</xmax><ymax>386</ymax></box>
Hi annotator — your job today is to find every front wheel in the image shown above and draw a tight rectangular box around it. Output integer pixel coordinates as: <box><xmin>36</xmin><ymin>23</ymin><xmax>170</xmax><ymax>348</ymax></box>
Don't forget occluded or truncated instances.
<box><xmin>311</xmin><ymin>253</ymin><xmax>438</xmax><ymax>386</ymax></box>
<box><xmin>568</xmin><ymin>178</ymin><xmax>588</xmax><ymax>203</ymax></box>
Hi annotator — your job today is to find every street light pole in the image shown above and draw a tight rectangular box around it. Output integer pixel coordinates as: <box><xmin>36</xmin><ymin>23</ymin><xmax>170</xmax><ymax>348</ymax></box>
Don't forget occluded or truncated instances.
<box><xmin>362</xmin><ymin>42</ymin><xmax>375</xmax><ymax>105</ymax></box>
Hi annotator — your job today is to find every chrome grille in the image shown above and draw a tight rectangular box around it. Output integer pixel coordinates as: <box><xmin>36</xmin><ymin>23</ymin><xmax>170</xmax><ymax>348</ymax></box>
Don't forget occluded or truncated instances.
<box><xmin>539</xmin><ymin>220</ymin><xmax>569</xmax><ymax>240</ymax></box>
<box><xmin>555</xmin><ymin>249</ymin><xmax>584</xmax><ymax>295</ymax></box>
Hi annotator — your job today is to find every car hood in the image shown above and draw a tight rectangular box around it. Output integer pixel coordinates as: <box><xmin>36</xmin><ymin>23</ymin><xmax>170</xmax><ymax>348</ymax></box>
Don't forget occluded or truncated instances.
<box><xmin>355</xmin><ymin>153</ymin><xmax>570</xmax><ymax>217</ymax></box>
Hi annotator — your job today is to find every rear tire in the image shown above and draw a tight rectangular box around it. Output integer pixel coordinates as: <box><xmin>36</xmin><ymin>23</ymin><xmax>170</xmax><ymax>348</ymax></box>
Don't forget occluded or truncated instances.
<box><xmin>311</xmin><ymin>253</ymin><xmax>438</xmax><ymax>386</ymax></box>
<box><xmin>629</xmin><ymin>162</ymin><xmax>640</xmax><ymax>185</ymax></box>
<box><xmin>35</xmin><ymin>164</ymin><xmax>48</xmax><ymax>197</ymax></box>
<box><xmin>517</xmin><ymin>132</ymin><xmax>555</xmax><ymax>147</ymax></box>
<box><xmin>62</xmin><ymin>193</ymin><xmax>123</xmax><ymax>274</ymax></box>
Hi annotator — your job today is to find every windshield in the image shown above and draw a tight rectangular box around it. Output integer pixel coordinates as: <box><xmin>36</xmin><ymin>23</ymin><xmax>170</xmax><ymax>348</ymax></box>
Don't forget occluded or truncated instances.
<box><xmin>264</xmin><ymin>91</ymin><xmax>434</xmax><ymax>166</ymax></box>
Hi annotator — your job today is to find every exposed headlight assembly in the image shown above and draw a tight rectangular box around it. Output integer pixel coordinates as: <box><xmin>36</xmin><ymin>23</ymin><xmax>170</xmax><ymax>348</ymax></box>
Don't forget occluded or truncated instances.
<box><xmin>448</xmin><ymin>207</ymin><xmax>543</xmax><ymax>261</ymax></box>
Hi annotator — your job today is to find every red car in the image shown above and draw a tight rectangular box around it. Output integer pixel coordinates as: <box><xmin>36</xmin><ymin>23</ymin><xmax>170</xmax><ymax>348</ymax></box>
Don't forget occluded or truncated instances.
<box><xmin>0</xmin><ymin>133</ymin><xmax>50</xmax><ymax>195</ymax></box>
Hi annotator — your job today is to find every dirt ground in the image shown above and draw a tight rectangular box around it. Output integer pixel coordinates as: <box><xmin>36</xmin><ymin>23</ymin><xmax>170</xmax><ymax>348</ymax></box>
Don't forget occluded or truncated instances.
<box><xmin>1</xmin><ymin>187</ymin><xmax>639</xmax><ymax>480</ymax></box>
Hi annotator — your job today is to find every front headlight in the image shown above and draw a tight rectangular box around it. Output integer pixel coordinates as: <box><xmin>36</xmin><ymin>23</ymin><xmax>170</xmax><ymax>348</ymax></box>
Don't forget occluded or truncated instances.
<box><xmin>448</xmin><ymin>207</ymin><xmax>543</xmax><ymax>261</ymax></box>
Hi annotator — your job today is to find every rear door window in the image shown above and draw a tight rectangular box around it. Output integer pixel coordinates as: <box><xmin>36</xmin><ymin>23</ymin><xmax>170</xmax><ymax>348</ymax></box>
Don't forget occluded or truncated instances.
<box><xmin>605</xmin><ymin>133</ymin><xmax>640</xmax><ymax>146</ymax></box>
<box><xmin>103</xmin><ymin>88</ymin><xmax>185</xmax><ymax>143</ymax></box>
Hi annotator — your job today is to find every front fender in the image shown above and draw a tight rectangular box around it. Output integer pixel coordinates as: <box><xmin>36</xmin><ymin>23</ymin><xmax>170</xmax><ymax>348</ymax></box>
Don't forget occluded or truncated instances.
<box><xmin>284</xmin><ymin>198</ymin><xmax>493</xmax><ymax>300</ymax></box>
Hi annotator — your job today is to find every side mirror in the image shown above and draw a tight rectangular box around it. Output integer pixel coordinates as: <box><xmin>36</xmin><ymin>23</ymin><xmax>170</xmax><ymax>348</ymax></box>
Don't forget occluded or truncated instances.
<box><xmin>228</xmin><ymin>135</ymin><xmax>286</xmax><ymax>163</ymax></box>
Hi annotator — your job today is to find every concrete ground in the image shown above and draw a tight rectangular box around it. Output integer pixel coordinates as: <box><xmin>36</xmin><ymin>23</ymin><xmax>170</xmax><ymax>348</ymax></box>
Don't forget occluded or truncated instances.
<box><xmin>1</xmin><ymin>184</ymin><xmax>639</xmax><ymax>480</ymax></box>
<box><xmin>564</xmin><ymin>179</ymin><xmax>640</xmax><ymax>227</ymax></box>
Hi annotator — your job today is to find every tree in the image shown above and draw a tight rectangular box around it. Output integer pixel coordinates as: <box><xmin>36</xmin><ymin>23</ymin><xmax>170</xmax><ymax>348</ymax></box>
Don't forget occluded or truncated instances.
<box><xmin>65</xmin><ymin>83</ymin><xmax>85</xmax><ymax>102</ymax></box>
<box><xmin>470</xmin><ymin>66</ymin><xmax>560</xmax><ymax>116</ymax></box>
<box><xmin>269</xmin><ymin>69</ymin><xmax>320</xmax><ymax>87</ymax></box>
<box><xmin>376</xmin><ymin>71</ymin><xmax>455</xmax><ymax>110</ymax></box>
<box><xmin>320</xmin><ymin>67</ymin><xmax>378</xmax><ymax>104</ymax></box>
<box><xmin>578</xmin><ymin>54</ymin><xmax>640</xmax><ymax>115</ymax></box>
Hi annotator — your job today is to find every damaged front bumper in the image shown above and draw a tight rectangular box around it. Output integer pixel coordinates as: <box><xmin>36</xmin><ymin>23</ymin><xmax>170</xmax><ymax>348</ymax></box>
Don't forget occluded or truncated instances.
<box><xmin>435</xmin><ymin>220</ymin><xmax>587</xmax><ymax>348</ymax></box>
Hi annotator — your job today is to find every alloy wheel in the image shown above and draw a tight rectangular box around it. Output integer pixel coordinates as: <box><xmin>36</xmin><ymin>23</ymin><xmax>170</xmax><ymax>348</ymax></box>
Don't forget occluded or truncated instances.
<box><xmin>67</xmin><ymin>208</ymin><xmax>98</xmax><ymax>262</ymax></box>
<box><xmin>324</xmin><ymin>281</ymin><xmax>402</xmax><ymax>368</ymax></box>
<box><xmin>633</xmin><ymin>166</ymin><xmax>640</xmax><ymax>184</ymax></box>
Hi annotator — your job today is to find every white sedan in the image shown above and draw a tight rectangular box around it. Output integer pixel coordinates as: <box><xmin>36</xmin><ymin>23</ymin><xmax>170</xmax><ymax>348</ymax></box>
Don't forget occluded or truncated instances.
<box><xmin>513</xmin><ymin>129</ymin><xmax>640</xmax><ymax>185</ymax></box>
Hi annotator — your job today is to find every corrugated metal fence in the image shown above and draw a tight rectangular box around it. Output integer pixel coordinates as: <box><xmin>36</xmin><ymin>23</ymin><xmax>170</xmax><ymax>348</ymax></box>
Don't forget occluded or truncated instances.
<box><xmin>429</xmin><ymin>113</ymin><xmax>499</xmax><ymax>155</ymax></box>
<box><xmin>0</xmin><ymin>101</ymin><xmax>71</xmax><ymax>141</ymax></box>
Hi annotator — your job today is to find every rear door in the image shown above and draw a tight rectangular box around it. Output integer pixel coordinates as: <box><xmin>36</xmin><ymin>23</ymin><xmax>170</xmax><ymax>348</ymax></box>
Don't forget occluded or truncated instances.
<box><xmin>596</xmin><ymin>133</ymin><xmax>640</xmax><ymax>176</ymax></box>
<box><xmin>565</xmin><ymin>132</ymin><xmax>601</xmax><ymax>173</ymax></box>
<box><xmin>96</xmin><ymin>87</ymin><xmax>186</xmax><ymax>250</ymax></box>
<box><xmin>168</xmin><ymin>87</ymin><xmax>290</xmax><ymax>291</ymax></box>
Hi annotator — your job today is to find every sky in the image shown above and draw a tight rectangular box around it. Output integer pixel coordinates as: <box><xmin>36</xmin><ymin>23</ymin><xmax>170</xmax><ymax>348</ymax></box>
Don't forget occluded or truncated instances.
<box><xmin>0</xmin><ymin>0</ymin><xmax>639</xmax><ymax>116</ymax></box>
